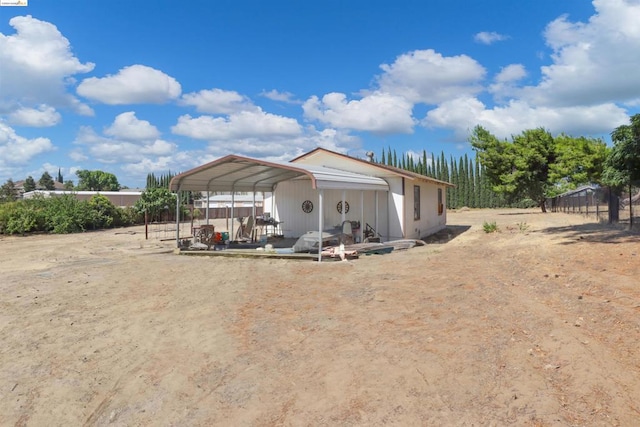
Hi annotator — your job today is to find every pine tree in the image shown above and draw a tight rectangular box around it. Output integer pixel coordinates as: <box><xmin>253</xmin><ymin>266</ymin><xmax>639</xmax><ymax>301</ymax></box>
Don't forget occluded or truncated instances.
<box><xmin>57</xmin><ymin>168</ymin><xmax>63</xmax><ymax>183</ymax></box>
<box><xmin>39</xmin><ymin>171</ymin><xmax>56</xmax><ymax>190</ymax></box>
<box><xmin>380</xmin><ymin>149</ymin><xmax>386</xmax><ymax>165</ymax></box>
<box><xmin>24</xmin><ymin>176</ymin><xmax>36</xmax><ymax>192</ymax></box>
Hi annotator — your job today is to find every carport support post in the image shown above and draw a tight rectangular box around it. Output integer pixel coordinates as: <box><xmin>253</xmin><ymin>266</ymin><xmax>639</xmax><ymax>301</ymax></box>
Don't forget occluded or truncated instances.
<box><xmin>360</xmin><ymin>191</ymin><xmax>364</xmax><ymax>243</ymax></box>
<box><xmin>206</xmin><ymin>191</ymin><xmax>210</xmax><ymax>225</ymax></box>
<box><xmin>175</xmin><ymin>189</ymin><xmax>181</xmax><ymax>247</ymax></box>
<box><xmin>230</xmin><ymin>191</ymin><xmax>235</xmax><ymax>240</ymax></box>
<box><xmin>341</xmin><ymin>190</ymin><xmax>346</xmax><ymax>224</ymax></box>
<box><xmin>318</xmin><ymin>189</ymin><xmax>324</xmax><ymax>262</ymax></box>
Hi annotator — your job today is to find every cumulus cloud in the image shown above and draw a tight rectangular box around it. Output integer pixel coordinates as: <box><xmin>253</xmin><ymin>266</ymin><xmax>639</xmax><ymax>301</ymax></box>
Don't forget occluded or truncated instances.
<box><xmin>260</xmin><ymin>89</ymin><xmax>300</xmax><ymax>104</ymax></box>
<box><xmin>0</xmin><ymin>121</ymin><xmax>55</xmax><ymax>177</ymax></box>
<box><xmin>172</xmin><ymin>109</ymin><xmax>302</xmax><ymax>140</ymax></box>
<box><xmin>424</xmin><ymin>96</ymin><xmax>629</xmax><ymax>140</ymax></box>
<box><xmin>179</xmin><ymin>88</ymin><xmax>258</xmax><ymax>114</ymax></box>
<box><xmin>376</xmin><ymin>49</ymin><xmax>486</xmax><ymax>104</ymax></box>
<box><xmin>77</xmin><ymin>64</ymin><xmax>182</xmax><ymax>105</ymax></box>
<box><xmin>474</xmin><ymin>31</ymin><xmax>509</xmax><ymax>45</ymax></box>
<box><xmin>73</xmin><ymin>125</ymin><xmax>177</xmax><ymax>165</ymax></box>
<box><xmin>8</xmin><ymin>105</ymin><xmax>61</xmax><ymax>127</ymax></box>
<box><xmin>302</xmin><ymin>92</ymin><xmax>415</xmax><ymax>134</ymax></box>
<box><xmin>521</xmin><ymin>0</ymin><xmax>640</xmax><ymax>107</ymax></box>
<box><xmin>488</xmin><ymin>64</ymin><xmax>528</xmax><ymax>100</ymax></box>
<box><xmin>0</xmin><ymin>15</ymin><xmax>94</xmax><ymax>115</ymax></box>
<box><xmin>104</xmin><ymin>112</ymin><xmax>161</xmax><ymax>141</ymax></box>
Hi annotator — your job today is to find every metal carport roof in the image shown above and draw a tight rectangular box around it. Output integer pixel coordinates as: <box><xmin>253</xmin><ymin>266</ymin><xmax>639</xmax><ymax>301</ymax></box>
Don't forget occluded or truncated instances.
<box><xmin>169</xmin><ymin>154</ymin><xmax>389</xmax><ymax>193</ymax></box>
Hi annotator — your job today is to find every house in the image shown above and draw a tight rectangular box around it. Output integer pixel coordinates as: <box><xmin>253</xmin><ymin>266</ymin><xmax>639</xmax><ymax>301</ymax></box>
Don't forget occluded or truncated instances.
<box><xmin>282</xmin><ymin>148</ymin><xmax>453</xmax><ymax>240</ymax></box>
<box><xmin>169</xmin><ymin>148</ymin><xmax>454</xmax><ymax>248</ymax></box>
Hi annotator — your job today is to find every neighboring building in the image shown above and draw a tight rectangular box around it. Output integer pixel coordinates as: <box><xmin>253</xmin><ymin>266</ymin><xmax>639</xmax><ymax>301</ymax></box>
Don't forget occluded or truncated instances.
<box><xmin>14</xmin><ymin>180</ymin><xmax>66</xmax><ymax>198</ymax></box>
<box><xmin>22</xmin><ymin>190</ymin><xmax>143</xmax><ymax>207</ymax></box>
<box><xmin>193</xmin><ymin>192</ymin><xmax>265</xmax><ymax>219</ymax></box>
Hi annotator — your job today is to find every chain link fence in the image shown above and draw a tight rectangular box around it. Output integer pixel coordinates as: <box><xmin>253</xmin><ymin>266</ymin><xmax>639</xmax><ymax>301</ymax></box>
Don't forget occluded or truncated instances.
<box><xmin>547</xmin><ymin>185</ymin><xmax>640</xmax><ymax>230</ymax></box>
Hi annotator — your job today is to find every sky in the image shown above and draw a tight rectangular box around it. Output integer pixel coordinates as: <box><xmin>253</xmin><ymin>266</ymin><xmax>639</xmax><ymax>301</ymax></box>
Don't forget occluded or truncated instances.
<box><xmin>1</xmin><ymin>0</ymin><xmax>639</xmax><ymax>188</ymax></box>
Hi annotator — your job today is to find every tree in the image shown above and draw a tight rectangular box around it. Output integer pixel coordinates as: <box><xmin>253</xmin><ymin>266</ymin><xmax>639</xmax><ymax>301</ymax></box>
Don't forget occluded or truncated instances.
<box><xmin>57</xmin><ymin>168</ymin><xmax>63</xmax><ymax>183</ymax></box>
<box><xmin>549</xmin><ymin>134</ymin><xmax>608</xmax><ymax>196</ymax></box>
<box><xmin>23</xmin><ymin>176</ymin><xmax>36</xmax><ymax>192</ymax></box>
<box><xmin>39</xmin><ymin>171</ymin><xmax>56</xmax><ymax>190</ymax></box>
<box><xmin>63</xmin><ymin>180</ymin><xmax>75</xmax><ymax>190</ymax></box>
<box><xmin>471</xmin><ymin>126</ymin><xmax>547</xmax><ymax>210</ymax></box>
<box><xmin>76</xmin><ymin>170</ymin><xmax>121</xmax><ymax>191</ymax></box>
<box><xmin>134</xmin><ymin>187</ymin><xmax>176</xmax><ymax>222</ymax></box>
<box><xmin>0</xmin><ymin>179</ymin><xmax>18</xmax><ymax>203</ymax></box>
<box><xmin>602</xmin><ymin>114</ymin><xmax>640</xmax><ymax>188</ymax></box>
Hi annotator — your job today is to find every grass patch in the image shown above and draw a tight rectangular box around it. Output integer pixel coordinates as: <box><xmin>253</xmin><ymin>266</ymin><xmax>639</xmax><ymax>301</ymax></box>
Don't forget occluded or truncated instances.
<box><xmin>482</xmin><ymin>221</ymin><xmax>499</xmax><ymax>233</ymax></box>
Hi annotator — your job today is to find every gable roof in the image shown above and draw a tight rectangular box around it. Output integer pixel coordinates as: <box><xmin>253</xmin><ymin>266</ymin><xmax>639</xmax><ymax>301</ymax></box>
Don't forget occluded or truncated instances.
<box><xmin>169</xmin><ymin>154</ymin><xmax>389</xmax><ymax>193</ymax></box>
<box><xmin>291</xmin><ymin>148</ymin><xmax>455</xmax><ymax>187</ymax></box>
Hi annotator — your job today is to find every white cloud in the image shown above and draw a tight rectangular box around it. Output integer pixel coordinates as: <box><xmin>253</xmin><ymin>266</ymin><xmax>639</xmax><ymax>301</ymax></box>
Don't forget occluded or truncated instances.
<box><xmin>77</xmin><ymin>64</ymin><xmax>182</xmax><ymax>105</ymax></box>
<box><xmin>104</xmin><ymin>112</ymin><xmax>161</xmax><ymax>141</ymax></box>
<box><xmin>521</xmin><ymin>0</ymin><xmax>640</xmax><ymax>107</ymax></box>
<box><xmin>0</xmin><ymin>15</ymin><xmax>94</xmax><ymax>115</ymax></box>
<box><xmin>179</xmin><ymin>88</ymin><xmax>258</xmax><ymax>114</ymax></box>
<box><xmin>474</xmin><ymin>31</ymin><xmax>509</xmax><ymax>45</ymax></box>
<box><xmin>302</xmin><ymin>92</ymin><xmax>415</xmax><ymax>134</ymax></box>
<box><xmin>172</xmin><ymin>109</ymin><xmax>302</xmax><ymax>140</ymax></box>
<box><xmin>376</xmin><ymin>49</ymin><xmax>486</xmax><ymax>104</ymax></box>
<box><xmin>0</xmin><ymin>121</ymin><xmax>55</xmax><ymax>177</ymax></box>
<box><xmin>8</xmin><ymin>105</ymin><xmax>61</xmax><ymax>127</ymax></box>
<box><xmin>424</xmin><ymin>96</ymin><xmax>629</xmax><ymax>140</ymax></box>
<box><xmin>489</xmin><ymin>64</ymin><xmax>528</xmax><ymax>100</ymax></box>
<box><xmin>260</xmin><ymin>89</ymin><xmax>300</xmax><ymax>104</ymax></box>
<box><xmin>73</xmin><ymin>126</ymin><xmax>177</xmax><ymax>165</ymax></box>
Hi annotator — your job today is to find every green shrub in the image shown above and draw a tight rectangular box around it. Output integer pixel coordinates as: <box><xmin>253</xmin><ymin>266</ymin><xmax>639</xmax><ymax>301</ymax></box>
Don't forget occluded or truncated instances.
<box><xmin>482</xmin><ymin>221</ymin><xmax>499</xmax><ymax>233</ymax></box>
<box><xmin>42</xmin><ymin>194</ymin><xmax>91</xmax><ymax>233</ymax></box>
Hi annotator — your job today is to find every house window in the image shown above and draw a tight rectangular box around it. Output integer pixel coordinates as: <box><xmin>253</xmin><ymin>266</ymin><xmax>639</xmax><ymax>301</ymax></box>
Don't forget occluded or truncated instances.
<box><xmin>438</xmin><ymin>188</ymin><xmax>443</xmax><ymax>215</ymax></box>
<box><xmin>414</xmin><ymin>185</ymin><xmax>420</xmax><ymax>220</ymax></box>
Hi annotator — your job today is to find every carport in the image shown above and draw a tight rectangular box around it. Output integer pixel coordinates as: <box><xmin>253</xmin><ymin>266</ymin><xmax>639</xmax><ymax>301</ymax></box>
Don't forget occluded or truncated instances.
<box><xmin>169</xmin><ymin>154</ymin><xmax>389</xmax><ymax>260</ymax></box>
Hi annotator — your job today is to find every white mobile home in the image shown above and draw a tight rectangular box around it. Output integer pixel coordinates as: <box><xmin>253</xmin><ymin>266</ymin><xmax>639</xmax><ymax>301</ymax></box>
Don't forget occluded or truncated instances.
<box><xmin>170</xmin><ymin>148</ymin><xmax>453</xmax><ymax>245</ymax></box>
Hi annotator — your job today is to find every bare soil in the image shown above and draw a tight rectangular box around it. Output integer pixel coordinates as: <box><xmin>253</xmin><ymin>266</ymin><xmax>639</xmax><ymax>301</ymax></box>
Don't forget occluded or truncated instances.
<box><xmin>1</xmin><ymin>209</ymin><xmax>639</xmax><ymax>426</ymax></box>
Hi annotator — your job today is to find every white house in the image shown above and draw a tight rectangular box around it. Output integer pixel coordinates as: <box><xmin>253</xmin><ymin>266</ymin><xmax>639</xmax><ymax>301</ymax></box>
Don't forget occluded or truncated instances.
<box><xmin>276</xmin><ymin>148</ymin><xmax>453</xmax><ymax>240</ymax></box>
<box><xmin>170</xmin><ymin>148</ymin><xmax>453</xmax><ymax>247</ymax></box>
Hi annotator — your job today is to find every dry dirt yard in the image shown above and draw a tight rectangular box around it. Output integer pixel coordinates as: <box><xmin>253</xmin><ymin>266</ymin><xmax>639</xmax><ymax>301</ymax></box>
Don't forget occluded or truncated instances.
<box><xmin>1</xmin><ymin>208</ymin><xmax>639</xmax><ymax>426</ymax></box>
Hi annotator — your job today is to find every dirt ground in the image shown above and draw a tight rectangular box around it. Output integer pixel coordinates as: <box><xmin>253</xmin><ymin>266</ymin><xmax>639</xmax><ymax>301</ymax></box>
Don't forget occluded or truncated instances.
<box><xmin>1</xmin><ymin>208</ymin><xmax>639</xmax><ymax>426</ymax></box>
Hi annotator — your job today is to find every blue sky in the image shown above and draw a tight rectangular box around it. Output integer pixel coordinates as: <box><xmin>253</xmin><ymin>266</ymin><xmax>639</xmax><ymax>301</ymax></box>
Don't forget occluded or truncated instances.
<box><xmin>1</xmin><ymin>0</ymin><xmax>639</xmax><ymax>188</ymax></box>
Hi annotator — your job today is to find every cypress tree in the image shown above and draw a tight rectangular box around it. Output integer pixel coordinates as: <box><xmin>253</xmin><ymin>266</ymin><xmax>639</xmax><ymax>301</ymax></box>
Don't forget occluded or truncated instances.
<box><xmin>449</xmin><ymin>156</ymin><xmax>458</xmax><ymax>209</ymax></box>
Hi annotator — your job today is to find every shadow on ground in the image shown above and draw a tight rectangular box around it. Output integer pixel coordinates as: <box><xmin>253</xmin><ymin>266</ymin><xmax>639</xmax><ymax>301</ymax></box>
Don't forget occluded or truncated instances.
<box><xmin>539</xmin><ymin>222</ymin><xmax>639</xmax><ymax>245</ymax></box>
<box><xmin>497</xmin><ymin>211</ymin><xmax>546</xmax><ymax>216</ymax></box>
<box><xmin>422</xmin><ymin>225</ymin><xmax>472</xmax><ymax>244</ymax></box>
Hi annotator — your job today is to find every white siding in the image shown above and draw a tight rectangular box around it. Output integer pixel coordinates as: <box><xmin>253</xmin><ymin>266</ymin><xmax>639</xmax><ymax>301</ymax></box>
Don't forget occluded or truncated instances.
<box><xmin>404</xmin><ymin>181</ymin><xmax>448</xmax><ymax>239</ymax></box>
<box><xmin>273</xmin><ymin>180</ymin><xmax>389</xmax><ymax>239</ymax></box>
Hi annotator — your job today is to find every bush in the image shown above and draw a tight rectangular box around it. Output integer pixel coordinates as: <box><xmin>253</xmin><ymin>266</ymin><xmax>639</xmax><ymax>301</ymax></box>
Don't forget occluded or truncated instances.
<box><xmin>42</xmin><ymin>194</ymin><xmax>91</xmax><ymax>233</ymax></box>
<box><xmin>0</xmin><ymin>200</ymin><xmax>44</xmax><ymax>234</ymax></box>
<box><xmin>0</xmin><ymin>194</ymin><xmax>144</xmax><ymax>235</ymax></box>
<box><xmin>87</xmin><ymin>194</ymin><xmax>119</xmax><ymax>229</ymax></box>
<box><xmin>482</xmin><ymin>221</ymin><xmax>499</xmax><ymax>233</ymax></box>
